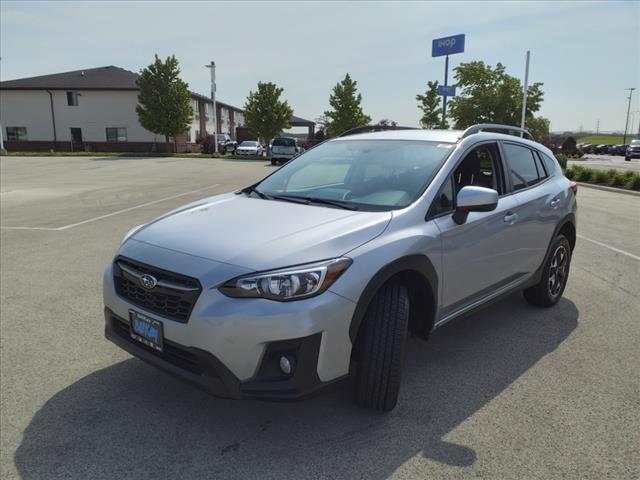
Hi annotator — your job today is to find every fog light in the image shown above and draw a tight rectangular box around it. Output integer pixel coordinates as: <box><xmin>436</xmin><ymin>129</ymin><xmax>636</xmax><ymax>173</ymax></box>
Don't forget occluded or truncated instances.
<box><xmin>279</xmin><ymin>355</ymin><xmax>294</xmax><ymax>375</ymax></box>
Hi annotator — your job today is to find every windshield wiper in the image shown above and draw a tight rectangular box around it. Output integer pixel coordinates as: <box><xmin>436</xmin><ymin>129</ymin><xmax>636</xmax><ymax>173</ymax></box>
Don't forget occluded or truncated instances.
<box><xmin>284</xmin><ymin>196</ymin><xmax>359</xmax><ymax>210</ymax></box>
<box><xmin>239</xmin><ymin>185</ymin><xmax>272</xmax><ymax>200</ymax></box>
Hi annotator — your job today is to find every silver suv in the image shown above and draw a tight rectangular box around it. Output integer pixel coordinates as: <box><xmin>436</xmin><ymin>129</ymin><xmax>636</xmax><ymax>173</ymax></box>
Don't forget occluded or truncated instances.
<box><xmin>104</xmin><ymin>124</ymin><xmax>577</xmax><ymax>412</ymax></box>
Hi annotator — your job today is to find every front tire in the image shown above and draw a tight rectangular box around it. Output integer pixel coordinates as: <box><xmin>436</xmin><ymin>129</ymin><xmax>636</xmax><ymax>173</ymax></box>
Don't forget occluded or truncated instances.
<box><xmin>354</xmin><ymin>282</ymin><xmax>409</xmax><ymax>412</ymax></box>
<box><xmin>523</xmin><ymin>234</ymin><xmax>572</xmax><ymax>307</ymax></box>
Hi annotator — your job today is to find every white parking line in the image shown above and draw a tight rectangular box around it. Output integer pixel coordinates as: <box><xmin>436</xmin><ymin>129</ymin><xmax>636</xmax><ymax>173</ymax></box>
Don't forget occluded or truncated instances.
<box><xmin>577</xmin><ymin>234</ymin><xmax>640</xmax><ymax>261</ymax></box>
<box><xmin>0</xmin><ymin>184</ymin><xmax>220</xmax><ymax>231</ymax></box>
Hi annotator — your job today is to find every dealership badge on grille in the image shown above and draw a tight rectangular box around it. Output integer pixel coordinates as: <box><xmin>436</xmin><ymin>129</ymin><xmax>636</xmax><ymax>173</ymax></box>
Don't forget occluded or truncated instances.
<box><xmin>140</xmin><ymin>274</ymin><xmax>158</xmax><ymax>290</ymax></box>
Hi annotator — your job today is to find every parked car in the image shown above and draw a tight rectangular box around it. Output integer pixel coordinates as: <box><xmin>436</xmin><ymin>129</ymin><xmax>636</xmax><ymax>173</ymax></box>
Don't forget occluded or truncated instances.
<box><xmin>104</xmin><ymin>123</ymin><xmax>577</xmax><ymax>412</ymax></box>
<box><xmin>270</xmin><ymin>137</ymin><xmax>298</xmax><ymax>165</ymax></box>
<box><xmin>626</xmin><ymin>140</ymin><xmax>640</xmax><ymax>161</ymax></box>
<box><xmin>609</xmin><ymin>144</ymin><xmax>629</xmax><ymax>156</ymax></box>
<box><xmin>236</xmin><ymin>141</ymin><xmax>264</xmax><ymax>157</ymax></box>
<box><xmin>579</xmin><ymin>144</ymin><xmax>594</xmax><ymax>154</ymax></box>
<box><xmin>201</xmin><ymin>133</ymin><xmax>238</xmax><ymax>154</ymax></box>
<box><xmin>593</xmin><ymin>144</ymin><xmax>612</xmax><ymax>155</ymax></box>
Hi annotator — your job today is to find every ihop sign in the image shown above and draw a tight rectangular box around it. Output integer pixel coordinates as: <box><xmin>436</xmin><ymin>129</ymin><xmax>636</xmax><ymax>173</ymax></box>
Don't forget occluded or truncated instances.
<box><xmin>432</xmin><ymin>34</ymin><xmax>465</xmax><ymax>57</ymax></box>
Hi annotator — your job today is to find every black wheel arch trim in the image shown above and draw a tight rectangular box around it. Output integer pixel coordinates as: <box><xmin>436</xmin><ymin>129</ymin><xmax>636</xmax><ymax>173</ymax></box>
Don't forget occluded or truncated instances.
<box><xmin>348</xmin><ymin>254</ymin><xmax>438</xmax><ymax>342</ymax></box>
<box><xmin>525</xmin><ymin>212</ymin><xmax>576</xmax><ymax>289</ymax></box>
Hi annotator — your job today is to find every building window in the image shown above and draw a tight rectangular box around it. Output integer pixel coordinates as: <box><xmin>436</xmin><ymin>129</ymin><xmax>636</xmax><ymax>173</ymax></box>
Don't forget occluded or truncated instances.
<box><xmin>67</xmin><ymin>91</ymin><xmax>79</xmax><ymax>106</ymax></box>
<box><xmin>192</xmin><ymin>100</ymin><xmax>199</xmax><ymax>120</ymax></box>
<box><xmin>185</xmin><ymin>130</ymin><xmax>192</xmax><ymax>142</ymax></box>
<box><xmin>6</xmin><ymin>127</ymin><xmax>27</xmax><ymax>141</ymax></box>
<box><xmin>106</xmin><ymin>127</ymin><xmax>127</xmax><ymax>142</ymax></box>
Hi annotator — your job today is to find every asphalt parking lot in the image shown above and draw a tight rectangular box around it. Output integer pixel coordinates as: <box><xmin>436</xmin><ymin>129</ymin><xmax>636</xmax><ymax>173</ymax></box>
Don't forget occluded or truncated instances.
<box><xmin>568</xmin><ymin>154</ymin><xmax>640</xmax><ymax>172</ymax></box>
<box><xmin>1</xmin><ymin>155</ymin><xmax>639</xmax><ymax>480</ymax></box>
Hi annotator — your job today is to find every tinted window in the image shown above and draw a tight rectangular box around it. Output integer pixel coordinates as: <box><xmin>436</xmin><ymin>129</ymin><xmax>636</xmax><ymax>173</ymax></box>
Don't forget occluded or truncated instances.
<box><xmin>273</xmin><ymin>137</ymin><xmax>296</xmax><ymax>147</ymax></box>
<box><xmin>534</xmin><ymin>152</ymin><xmax>548</xmax><ymax>180</ymax></box>
<box><xmin>541</xmin><ymin>153</ymin><xmax>558</xmax><ymax>174</ymax></box>
<box><xmin>428</xmin><ymin>176</ymin><xmax>455</xmax><ymax>218</ymax></box>
<box><xmin>503</xmin><ymin>143</ymin><xmax>540</xmax><ymax>191</ymax></box>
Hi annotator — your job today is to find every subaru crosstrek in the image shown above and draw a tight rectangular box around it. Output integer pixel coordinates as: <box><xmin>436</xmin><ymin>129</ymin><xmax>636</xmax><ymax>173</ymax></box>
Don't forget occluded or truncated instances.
<box><xmin>104</xmin><ymin>123</ymin><xmax>577</xmax><ymax>412</ymax></box>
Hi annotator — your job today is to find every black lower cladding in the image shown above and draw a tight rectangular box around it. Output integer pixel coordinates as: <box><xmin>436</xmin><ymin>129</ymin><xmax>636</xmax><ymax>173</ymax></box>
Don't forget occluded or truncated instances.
<box><xmin>104</xmin><ymin>309</ymin><xmax>341</xmax><ymax>400</ymax></box>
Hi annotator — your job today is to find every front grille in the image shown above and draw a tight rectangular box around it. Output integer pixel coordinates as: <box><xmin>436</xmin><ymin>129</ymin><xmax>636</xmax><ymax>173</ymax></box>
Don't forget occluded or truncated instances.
<box><xmin>111</xmin><ymin>315</ymin><xmax>205</xmax><ymax>375</ymax></box>
<box><xmin>113</xmin><ymin>257</ymin><xmax>202</xmax><ymax>323</ymax></box>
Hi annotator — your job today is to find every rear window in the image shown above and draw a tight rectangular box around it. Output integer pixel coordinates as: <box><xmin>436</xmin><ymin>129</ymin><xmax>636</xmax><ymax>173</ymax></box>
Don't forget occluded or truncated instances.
<box><xmin>273</xmin><ymin>138</ymin><xmax>296</xmax><ymax>147</ymax></box>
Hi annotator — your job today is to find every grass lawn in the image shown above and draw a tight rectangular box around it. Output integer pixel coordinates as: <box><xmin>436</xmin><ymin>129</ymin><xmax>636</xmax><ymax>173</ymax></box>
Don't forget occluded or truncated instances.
<box><xmin>577</xmin><ymin>135</ymin><xmax>626</xmax><ymax>145</ymax></box>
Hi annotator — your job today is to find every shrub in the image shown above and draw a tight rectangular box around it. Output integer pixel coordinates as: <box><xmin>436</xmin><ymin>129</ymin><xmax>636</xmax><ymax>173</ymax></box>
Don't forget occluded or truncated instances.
<box><xmin>590</xmin><ymin>169</ymin><xmax>608</xmax><ymax>184</ymax></box>
<box><xmin>624</xmin><ymin>174</ymin><xmax>640</xmax><ymax>191</ymax></box>
<box><xmin>555</xmin><ymin>154</ymin><xmax>568</xmax><ymax>170</ymax></box>
<box><xmin>606</xmin><ymin>169</ymin><xmax>624</xmax><ymax>187</ymax></box>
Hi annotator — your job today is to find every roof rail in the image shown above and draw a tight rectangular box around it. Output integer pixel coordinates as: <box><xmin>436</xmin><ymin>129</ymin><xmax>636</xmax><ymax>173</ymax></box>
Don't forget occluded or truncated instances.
<box><xmin>460</xmin><ymin>124</ymin><xmax>535</xmax><ymax>141</ymax></box>
<box><xmin>338</xmin><ymin>125</ymin><xmax>419</xmax><ymax>138</ymax></box>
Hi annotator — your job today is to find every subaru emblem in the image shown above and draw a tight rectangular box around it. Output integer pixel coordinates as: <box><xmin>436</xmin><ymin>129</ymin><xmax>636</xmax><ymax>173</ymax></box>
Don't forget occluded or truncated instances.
<box><xmin>140</xmin><ymin>274</ymin><xmax>157</xmax><ymax>290</ymax></box>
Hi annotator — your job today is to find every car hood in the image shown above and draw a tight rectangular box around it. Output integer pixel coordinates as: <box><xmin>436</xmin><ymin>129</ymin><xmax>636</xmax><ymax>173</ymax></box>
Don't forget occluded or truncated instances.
<box><xmin>128</xmin><ymin>193</ymin><xmax>392</xmax><ymax>271</ymax></box>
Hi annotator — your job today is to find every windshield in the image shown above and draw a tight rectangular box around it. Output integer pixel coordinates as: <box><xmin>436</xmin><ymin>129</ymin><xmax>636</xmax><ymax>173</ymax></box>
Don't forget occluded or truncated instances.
<box><xmin>240</xmin><ymin>141</ymin><xmax>258</xmax><ymax>147</ymax></box>
<box><xmin>257</xmin><ymin>139</ymin><xmax>453</xmax><ymax>210</ymax></box>
<box><xmin>631</xmin><ymin>140</ymin><xmax>640</xmax><ymax>145</ymax></box>
<box><xmin>273</xmin><ymin>138</ymin><xmax>296</xmax><ymax>147</ymax></box>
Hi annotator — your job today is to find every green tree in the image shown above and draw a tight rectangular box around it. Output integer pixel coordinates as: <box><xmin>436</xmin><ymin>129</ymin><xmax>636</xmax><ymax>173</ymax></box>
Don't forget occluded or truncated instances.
<box><xmin>562</xmin><ymin>136</ymin><xmax>577</xmax><ymax>155</ymax></box>
<box><xmin>376</xmin><ymin>118</ymin><xmax>397</xmax><ymax>127</ymax></box>
<box><xmin>243</xmin><ymin>82</ymin><xmax>293</xmax><ymax>143</ymax></box>
<box><xmin>527</xmin><ymin>116</ymin><xmax>550</xmax><ymax>142</ymax></box>
<box><xmin>416</xmin><ymin>80</ymin><xmax>442</xmax><ymax>128</ymax></box>
<box><xmin>448</xmin><ymin>61</ymin><xmax>544</xmax><ymax>129</ymax></box>
<box><xmin>324</xmin><ymin>74</ymin><xmax>371</xmax><ymax>137</ymax></box>
<box><xmin>136</xmin><ymin>54</ymin><xmax>193</xmax><ymax>153</ymax></box>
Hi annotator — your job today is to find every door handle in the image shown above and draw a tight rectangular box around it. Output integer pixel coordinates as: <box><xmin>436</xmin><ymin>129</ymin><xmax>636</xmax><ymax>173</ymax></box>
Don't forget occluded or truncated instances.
<box><xmin>503</xmin><ymin>212</ymin><xmax>518</xmax><ymax>224</ymax></box>
<box><xmin>549</xmin><ymin>198</ymin><xmax>561</xmax><ymax>209</ymax></box>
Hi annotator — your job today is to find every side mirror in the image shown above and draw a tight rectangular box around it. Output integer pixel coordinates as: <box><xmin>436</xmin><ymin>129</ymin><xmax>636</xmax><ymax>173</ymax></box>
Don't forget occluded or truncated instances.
<box><xmin>452</xmin><ymin>186</ymin><xmax>499</xmax><ymax>224</ymax></box>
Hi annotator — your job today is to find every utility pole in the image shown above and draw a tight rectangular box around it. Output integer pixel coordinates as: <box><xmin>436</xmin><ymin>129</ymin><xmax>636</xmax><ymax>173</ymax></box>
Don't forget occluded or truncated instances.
<box><xmin>520</xmin><ymin>50</ymin><xmax>530</xmax><ymax>136</ymax></box>
<box><xmin>596</xmin><ymin>119</ymin><xmax>600</xmax><ymax>135</ymax></box>
<box><xmin>205</xmin><ymin>61</ymin><xmax>219</xmax><ymax>157</ymax></box>
<box><xmin>623</xmin><ymin>87</ymin><xmax>635</xmax><ymax>144</ymax></box>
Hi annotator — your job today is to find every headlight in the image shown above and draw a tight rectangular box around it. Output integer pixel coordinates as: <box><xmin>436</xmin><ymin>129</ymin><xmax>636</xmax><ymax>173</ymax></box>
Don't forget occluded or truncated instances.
<box><xmin>219</xmin><ymin>258</ymin><xmax>352</xmax><ymax>301</ymax></box>
<box><xmin>122</xmin><ymin>224</ymin><xmax>145</xmax><ymax>244</ymax></box>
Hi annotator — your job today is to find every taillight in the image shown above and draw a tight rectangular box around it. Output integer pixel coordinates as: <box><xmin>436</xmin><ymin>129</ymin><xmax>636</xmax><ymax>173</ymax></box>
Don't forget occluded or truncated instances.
<box><xmin>570</xmin><ymin>181</ymin><xmax>578</xmax><ymax>195</ymax></box>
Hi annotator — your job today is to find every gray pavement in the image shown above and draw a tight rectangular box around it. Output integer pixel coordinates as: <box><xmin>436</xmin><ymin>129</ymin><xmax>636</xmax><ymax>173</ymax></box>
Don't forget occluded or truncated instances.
<box><xmin>1</xmin><ymin>156</ymin><xmax>639</xmax><ymax>480</ymax></box>
<box><xmin>568</xmin><ymin>154</ymin><xmax>640</xmax><ymax>172</ymax></box>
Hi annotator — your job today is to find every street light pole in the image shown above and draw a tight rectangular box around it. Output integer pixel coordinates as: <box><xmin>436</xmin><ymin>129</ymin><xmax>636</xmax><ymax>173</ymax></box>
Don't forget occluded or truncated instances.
<box><xmin>520</xmin><ymin>50</ymin><xmax>530</xmax><ymax>136</ymax></box>
<box><xmin>623</xmin><ymin>87</ymin><xmax>635</xmax><ymax>144</ymax></box>
<box><xmin>205</xmin><ymin>61</ymin><xmax>219</xmax><ymax>157</ymax></box>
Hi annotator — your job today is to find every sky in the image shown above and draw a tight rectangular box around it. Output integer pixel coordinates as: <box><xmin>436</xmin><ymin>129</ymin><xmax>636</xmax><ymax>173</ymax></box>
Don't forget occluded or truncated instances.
<box><xmin>1</xmin><ymin>1</ymin><xmax>638</xmax><ymax>133</ymax></box>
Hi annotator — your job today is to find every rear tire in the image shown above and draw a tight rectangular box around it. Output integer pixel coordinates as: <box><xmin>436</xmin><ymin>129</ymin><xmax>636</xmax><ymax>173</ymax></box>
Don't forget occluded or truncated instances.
<box><xmin>270</xmin><ymin>158</ymin><xmax>276</xmax><ymax>165</ymax></box>
<box><xmin>523</xmin><ymin>234</ymin><xmax>572</xmax><ymax>307</ymax></box>
<box><xmin>354</xmin><ymin>282</ymin><xmax>409</xmax><ymax>412</ymax></box>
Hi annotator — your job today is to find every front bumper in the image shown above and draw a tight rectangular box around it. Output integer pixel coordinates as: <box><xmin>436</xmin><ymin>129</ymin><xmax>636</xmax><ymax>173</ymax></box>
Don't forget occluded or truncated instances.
<box><xmin>626</xmin><ymin>150</ymin><xmax>640</xmax><ymax>158</ymax></box>
<box><xmin>105</xmin><ymin>309</ymin><xmax>344</xmax><ymax>400</ymax></box>
<box><xmin>103</xmin><ymin>250</ymin><xmax>357</xmax><ymax>400</ymax></box>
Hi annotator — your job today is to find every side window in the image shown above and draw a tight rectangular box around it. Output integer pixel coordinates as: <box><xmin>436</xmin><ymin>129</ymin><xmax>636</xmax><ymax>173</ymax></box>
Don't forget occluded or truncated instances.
<box><xmin>533</xmin><ymin>152</ymin><xmax>548</xmax><ymax>180</ymax></box>
<box><xmin>428</xmin><ymin>176</ymin><xmax>455</xmax><ymax>218</ymax></box>
<box><xmin>541</xmin><ymin>152</ymin><xmax>558</xmax><ymax>175</ymax></box>
<box><xmin>453</xmin><ymin>143</ymin><xmax>504</xmax><ymax>194</ymax></box>
<box><xmin>503</xmin><ymin>143</ymin><xmax>540</xmax><ymax>191</ymax></box>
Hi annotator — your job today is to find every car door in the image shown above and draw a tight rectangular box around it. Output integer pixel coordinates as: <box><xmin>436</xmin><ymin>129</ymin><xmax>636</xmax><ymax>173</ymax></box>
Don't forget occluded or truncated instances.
<box><xmin>500</xmin><ymin>142</ymin><xmax>561</xmax><ymax>273</ymax></box>
<box><xmin>431</xmin><ymin>142</ymin><xmax>525</xmax><ymax>319</ymax></box>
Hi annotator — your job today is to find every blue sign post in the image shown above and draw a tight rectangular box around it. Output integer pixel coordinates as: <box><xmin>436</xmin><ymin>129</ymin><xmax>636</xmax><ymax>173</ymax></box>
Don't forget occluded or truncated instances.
<box><xmin>437</xmin><ymin>85</ymin><xmax>456</xmax><ymax>97</ymax></box>
<box><xmin>431</xmin><ymin>34</ymin><xmax>465</xmax><ymax>126</ymax></box>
